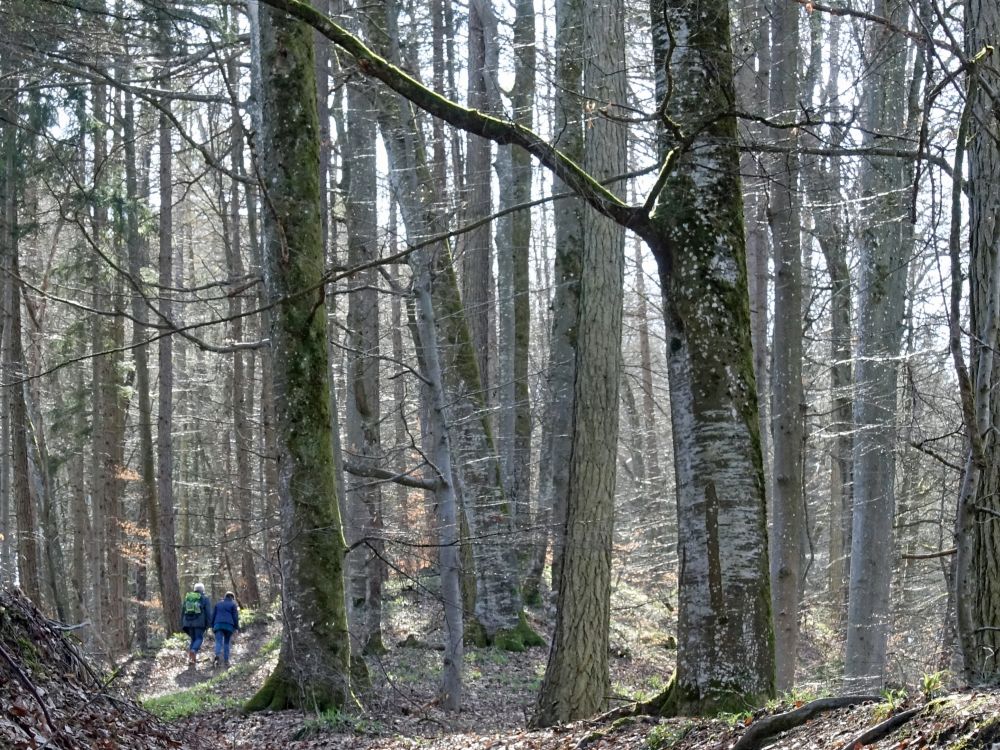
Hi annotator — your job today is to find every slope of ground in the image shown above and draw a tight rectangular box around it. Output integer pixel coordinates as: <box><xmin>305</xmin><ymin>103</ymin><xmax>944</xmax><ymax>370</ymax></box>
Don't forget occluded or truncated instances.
<box><xmin>7</xmin><ymin>580</ymin><xmax>1000</xmax><ymax>750</ymax></box>
<box><xmin>0</xmin><ymin>588</ymin><xmax>200</xmax><ymax>749</ymax></box>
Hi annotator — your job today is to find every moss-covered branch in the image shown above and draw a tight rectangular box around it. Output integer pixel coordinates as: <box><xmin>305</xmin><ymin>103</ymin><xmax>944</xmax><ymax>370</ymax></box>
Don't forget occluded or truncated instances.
<box><xmin>258</xmin><ymin>0</ymin><xmax>647</xmax><ymax>234</ymax></box>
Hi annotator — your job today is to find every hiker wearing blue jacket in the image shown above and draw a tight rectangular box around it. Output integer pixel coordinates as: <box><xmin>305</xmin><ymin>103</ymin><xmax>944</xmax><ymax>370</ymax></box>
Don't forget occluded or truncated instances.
<box><xmin>180</xmin><ymin>583</ymin><xmax>212</xmax><ymax>665</ymax></box>
<box><xmin>211</xmin><ymin>591</ymin><xmax>240</xmax><ymax>668</ymax></box>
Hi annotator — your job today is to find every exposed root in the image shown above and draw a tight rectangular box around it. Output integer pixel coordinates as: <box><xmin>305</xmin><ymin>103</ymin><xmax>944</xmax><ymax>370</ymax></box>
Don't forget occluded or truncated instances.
<box><xmin>731</xmin><ymin>695</ymin><xmax>881</xmax><ymax>750</ymax></box>
<box><xmin>836</xmin><ymin>701</ymin><xmax>943</xmax><ymax>750</ymax></box>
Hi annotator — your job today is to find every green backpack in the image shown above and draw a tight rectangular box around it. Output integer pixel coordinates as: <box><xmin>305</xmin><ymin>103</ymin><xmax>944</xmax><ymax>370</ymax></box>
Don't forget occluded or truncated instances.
<box><xmin>183</xmin><ymin>592</ymin><xmax>203</xmax><ymax>617</ymax></box>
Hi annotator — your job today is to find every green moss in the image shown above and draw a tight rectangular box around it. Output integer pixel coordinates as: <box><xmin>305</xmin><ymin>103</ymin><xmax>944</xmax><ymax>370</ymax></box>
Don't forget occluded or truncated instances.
<box><xmin>464</xmin><ymin>620</ymin><xmax>489</xmax><ymax>648</ymax></box>
<box><xmin>522</xmin><ymin>584</ymin><xmax>543</xmax><ymax>608</ymax></box>
<box><xmin>492</xmin><ymin>612</ymin><xmax>545</xmax><ymax>652</ymax></box>
<box><xmin>947</xmin><ymin>713</ymin><xmax>1000</xmax><ymax>749</ymax></box>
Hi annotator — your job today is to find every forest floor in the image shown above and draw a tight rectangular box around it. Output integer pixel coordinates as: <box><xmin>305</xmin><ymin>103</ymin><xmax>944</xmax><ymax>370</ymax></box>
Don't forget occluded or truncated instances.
<box><xmin>4</xmin><ymin>581</ymin><xmax>1000</xmax><ymax>749</ymax></box>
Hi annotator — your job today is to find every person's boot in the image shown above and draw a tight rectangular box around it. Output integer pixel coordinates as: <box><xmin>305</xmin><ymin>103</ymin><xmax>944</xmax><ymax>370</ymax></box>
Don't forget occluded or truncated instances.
<box><xmin>187</xmin><ymin>650</ymin><xmax>195</xmax><ymax>665</ymax></box>
<box><xmin>224</xmin><ymin>659</ymin><xmax>230</xmax><ymax>669</ymax></box>
<box><xmin>213</xmin><ymin>654</ymin><xmax>220</xmax><ymax>668</ymax></box>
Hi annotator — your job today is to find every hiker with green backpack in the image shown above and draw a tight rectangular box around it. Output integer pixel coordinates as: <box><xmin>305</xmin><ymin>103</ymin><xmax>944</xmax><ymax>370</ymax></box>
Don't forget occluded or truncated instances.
<box><xmin>180</xmin><ymin>583</ymin><xmax>212</xmax><ymax>665</ymax></box>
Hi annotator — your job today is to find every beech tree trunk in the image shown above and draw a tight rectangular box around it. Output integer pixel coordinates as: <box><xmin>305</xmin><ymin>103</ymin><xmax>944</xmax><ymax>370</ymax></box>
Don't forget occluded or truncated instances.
<box><xmin>844</xmin><ymin>0</ymin><xmax>911</xmax><ymax>692</ymax></box>
<box><xmin>645</xmin><ymin>0</ymin><xmax>774</xmax><ymax>713</ymax></box>
<box><xmin>245</xmin><ymin>0</ymin><xmax>352</xmax><ymax>712</ymax></box>
<box><xmin>767</xmin><ymin>0</ymin><xmax>805</xmax><ymax>692</ymax></box>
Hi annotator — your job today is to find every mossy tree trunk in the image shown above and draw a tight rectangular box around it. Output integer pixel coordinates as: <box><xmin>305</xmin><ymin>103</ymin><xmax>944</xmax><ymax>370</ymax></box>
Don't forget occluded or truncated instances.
<box><xmin>644</xmin><ymin>0</ymin><xmax>775</xmax><ymax>714</ymax></box>
<box><xmin>246</xmin><ymin>0</ymin><xmax>352</xmax><ymax>712</ymax></box>
<box><xmin>258</xmin><ymin>0</ymin><xmax>774</xmax><ymax>717</ymax></box>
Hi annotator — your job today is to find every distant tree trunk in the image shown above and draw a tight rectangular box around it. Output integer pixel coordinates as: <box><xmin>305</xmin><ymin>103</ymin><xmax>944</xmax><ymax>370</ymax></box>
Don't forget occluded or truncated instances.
<box><xmin>767</xmin><ymin>0</ymin><xmax>805</xmax><ymax>692</ymax></box>
<box><xmin>633</xmin><ymin>239</ymin><xmax>665</xmax><ymax>537</ymax></box>
<box><xmin>803</xmin><ymin>16</ymin><xmax>853</xmax><ymax>618</ymax></box>
<box><xmin>494</xmin><ymin>0</ymin><xmax>535</xmax><ymax>571</ymax></box>
<box><xmin>844</xmin><ymin>0</ymin><xmax>911</xmax><ymax>692</ymax></box>
<box><xmin>1</xmin><ymin>99</ymin><xmax>40</xmax><ymax>604</ymax></box>
<box><xmin>957</xmin><ymin>0</ymin><xmax>1000</xmax><ymax>684</ymax></box>
<box><xmin>156</xmin><ymin>10</ymin><xmax>182</xmax><ymax>633</ymax></box>
<box><xmin>371</xmin><ymin>0</ymin><xmax>530</xmax><ymax>649</ymax></box>
<box><xmin>532</xmin><ymin>0</ymin><xmax>626</xmax><ymax>725</ymax></box>
<box><xmin>461</xmin><ymin>0</ymin><xmax>496</xmax><ymax>400</ymax></box>
<box><xmin>533</xmin><ymin>0</ymin><xmax>584</xmax><ymax>599</ymax></box>
<box><xmin>123</xmin><ymin>83</ymin><xmax>155</xmax><ymax>650</ymax></box>
<box><xmin>343</xmin><ymin>55</ymin><xmax>385</xmax><ymax>655</ymax></box>
<box><xmin>226</xmin><ymin>46</ymin><xmax>261</xmax><ymax>609</ymax></box>
<box><xmin>245</xmin><ymin>2</ymin><xmax>352</xmax><ymax>711</ymax></box>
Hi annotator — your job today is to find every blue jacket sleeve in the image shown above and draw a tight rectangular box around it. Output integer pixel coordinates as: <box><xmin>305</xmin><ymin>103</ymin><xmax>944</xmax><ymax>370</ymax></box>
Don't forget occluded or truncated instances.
<box><xmin>233</xmin><ymin>602</ymin><xmax>240</xmax><ymax>630</ymax></box>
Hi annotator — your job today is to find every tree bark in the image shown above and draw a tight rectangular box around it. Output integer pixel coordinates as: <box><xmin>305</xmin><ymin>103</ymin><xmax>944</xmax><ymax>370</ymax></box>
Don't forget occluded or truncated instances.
<box><xmin>844</xmin><ymin>0</ymin><xmax>911</xmax><ymax>692</ymax></box>
<box><xmin>534</xmin><ymin>0</ymin><xmax>584</xmax><ymax>599</ymax></box>
<box><xmin>532</xmin><ymin>0</ymin><xmax>626</xmax><ymax>724</ymax></box>
<box><xmin>767</xmin><ymin>0</ymin><xmax>805</xmax><ymax>692</ymax></box>
<box><xmin>155</xmin><ymin>8</ymin><xmax>182</xmax><ymax>634</ymax></box>
<box><xmin>245</xmin><ymin>0</ymin><xmax>352</xmax><ymax>711</ymax></box>
<box><xmin>343</xmin><ymin>48</ymin><xmax>385</xmax><ymax>655</ymax></box>
<box><xmin>957</xmin><ymin>0</ymin><xmax>1000</xmax><ymax>683</ymax></box>
<box><xmin>645</xmin><ymin>0</ymin><xmax>775</xmax><ymax>713</ymax></box>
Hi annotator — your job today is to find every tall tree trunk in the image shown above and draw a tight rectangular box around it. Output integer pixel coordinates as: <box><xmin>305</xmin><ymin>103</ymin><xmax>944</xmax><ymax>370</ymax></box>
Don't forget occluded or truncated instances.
<box><xmin>343</xmin><ymin>52</ymin><xmax>385</xmax><ymax>655</ymax></box>
<box><xmin>844</xmin><ymin>0</ymin><xmax>911</xmax><ymax>692</ymax></box>
<box><xmin>957</xmin><ymin>0</ymin><xmax>1000</xmax><ymax>683</ymax></box>
<box><xmin>494</xmin><ymin>0</ymin><xmax>535</xmax><ymax>570</ymax></box>
<box><xmin>767</xmin><ymin>0</ymin><xmax>804</xmax><ymax>692</ymax></box>
<box><xmin>124</xmin><ymin>82</ymin><xmax>155</xmax><ymax>649</ymax></box>
<box><xmin>371</xmin><ymin>0</ymin><xmax>530</xmax><ymax>649</ymax></box>
<box><xmin>156</xmin><ymin>9</ymin><xmax>182</xmax><ymax>634</ymax></box>
<box><xmin>461</xmin><ymin>0</ymin><xmax>496</xmax><ymax>401</ymax></box>
<box><xmin>645</xmin><ymin>0</ymin><xmax>774</xmax><ymax>713</ymax></box>
<box><xmin>246</xmin><ymin>1</ymin><xmax>352</xmax><ymax>711</ymax></box>
<box><xmin>1</xmin><ymin>98</ymin><xmax>40</xmax><ymax>604</ymax></box>
<box><xmin>534</xmin><ymin>0</ymin><xmax>584</xmax><ymax>598</ymax></box>
<box><xmin>532</xmin><ymin>0</ymin><xmax>626</xmax><ymax>724</ymax></box>
<box><xmin>227</xmin><ymin>45</ymin><xmax>261</xmax><ymax>608</ymax></box>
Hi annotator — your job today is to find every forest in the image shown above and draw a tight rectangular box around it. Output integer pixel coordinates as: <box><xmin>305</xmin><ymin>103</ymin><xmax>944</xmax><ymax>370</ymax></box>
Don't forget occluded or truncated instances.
<box><xmin>0</xmin><ymin>0</ymin><xmax>999</xmax><ymax>747</ymax></box>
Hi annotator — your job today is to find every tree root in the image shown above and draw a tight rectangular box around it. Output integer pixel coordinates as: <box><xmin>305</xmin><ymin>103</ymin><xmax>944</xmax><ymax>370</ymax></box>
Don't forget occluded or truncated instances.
<box><xmin>836</xmin><ymin>700</ymin><xmax>946</xmax><ymax>750</ymax></box>
<box><xmin>731</xmin><ymin>695</ymin><xmax>881</xmax><ymax>750</ymax></box>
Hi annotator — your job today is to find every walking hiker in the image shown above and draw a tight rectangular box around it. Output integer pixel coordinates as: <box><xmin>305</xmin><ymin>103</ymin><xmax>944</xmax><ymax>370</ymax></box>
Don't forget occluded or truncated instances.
<box><xmin>211</xmin><ymin>591</ymin><xmax>240</xmax><ymax>668</ymax></box>
<box><xmin>181</xmin><ymin>582</ymin><xmax>212</xmax><ymax>665</ymax></box>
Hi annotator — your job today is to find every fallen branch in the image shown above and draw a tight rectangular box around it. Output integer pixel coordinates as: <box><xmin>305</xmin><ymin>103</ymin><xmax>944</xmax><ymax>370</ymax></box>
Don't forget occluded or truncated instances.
<box><xmin>732</xmin><ymin>695</ymin><xmax>882</xmax><ymax>750</ymax></box>
<box><xmin>901</xmin><ymin>547</ymin><xmax>956</xmax><ymax>560</ymax></box>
